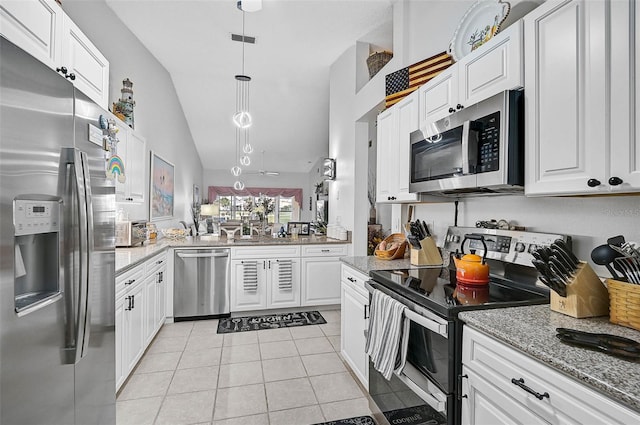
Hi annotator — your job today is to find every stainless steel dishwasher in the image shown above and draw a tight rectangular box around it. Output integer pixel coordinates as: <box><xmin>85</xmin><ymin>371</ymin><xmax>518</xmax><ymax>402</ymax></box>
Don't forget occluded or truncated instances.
<box><xmin>174</xmin><ymin>248</ymin><xmax>230</xmax><ymax>320</ymax></box>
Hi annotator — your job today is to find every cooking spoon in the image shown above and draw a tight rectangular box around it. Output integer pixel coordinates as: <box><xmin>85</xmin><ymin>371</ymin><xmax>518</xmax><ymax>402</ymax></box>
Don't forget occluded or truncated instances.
<box><xmin>591</xmin><ymin>244</ymin><xmax>624</xmax><ymax>279</ymax></box>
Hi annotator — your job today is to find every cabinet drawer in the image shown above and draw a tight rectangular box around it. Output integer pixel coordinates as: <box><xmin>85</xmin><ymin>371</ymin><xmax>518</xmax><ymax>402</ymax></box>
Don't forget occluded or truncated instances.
<box><xmin>302</xmin><ymin>244</ymin><xmax>349</xmax><ymax>257</ymax></box>
<box><xmin>115</xmin><ymin>265</ymin><xmax>144</xmax><ymax>299</ymax></box>
<box><xmin>232</xmin><ymin>245</ymin><xmax>301</xmax><ymax>259</ymax></box>
<box><xmin>145</xmin><ymin>251</ymin><xmax>167</xmax><ymax>275</ymax></box>
<box><xmin>463</xmin><ymin>327</ymin><xmax>640</xmax><ymax>424</ymax></box>
<box><xmin>341</xmin><ymin>264</ymin><xmax>369</xmax><ymax>291</ymax></box>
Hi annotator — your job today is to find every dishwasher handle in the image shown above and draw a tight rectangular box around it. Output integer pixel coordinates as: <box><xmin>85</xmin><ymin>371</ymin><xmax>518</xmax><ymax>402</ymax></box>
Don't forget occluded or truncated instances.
<box><xmin>176</xmin><ymin>252</ymin><xmax>229</xmax><ymax>259</ymax></box>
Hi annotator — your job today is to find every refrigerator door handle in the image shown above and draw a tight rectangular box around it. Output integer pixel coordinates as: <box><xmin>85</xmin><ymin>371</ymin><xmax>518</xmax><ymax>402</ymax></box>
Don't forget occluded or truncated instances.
<box><xmin>78</xmin><ymin>150</ymin><xmax>94</xmax><ymax>360</ymax></box>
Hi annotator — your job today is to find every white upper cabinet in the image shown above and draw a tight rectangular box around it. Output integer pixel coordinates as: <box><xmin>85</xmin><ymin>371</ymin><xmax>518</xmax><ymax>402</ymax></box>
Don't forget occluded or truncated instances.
<box><xmin>419</xmin><ymin>21</ymin><xmax>523</xmax><ymax>130</ymax></box>
<box><xmin>525</xmin><ymin>0</ymin><xmax>640</xmax><ymax>196</ymax></box>
<box><xmin>609</xmin><ymin>0</ymin><xmax>640</xmax><ymax>190</ymax></box>
<box><xmin>61</xmin><ymin>14</ymin><xmax>109</xmax><ymax>109</ymax></box>
<box><xmin>376</xmin><ymin>91</ymin><xmax>420</xmax><ymax>203</ymax></box>
<box><xmin>112</xmin><ymin>114</ymin><xmax>146</xmax><ymax>203</ymax></box>
<box><xmin>0</xmin><ymin>0</ymin><xmax>62</xmax><ymax>69</ymax></box>
<box><xmin>0</xmin><ymin>0</ymin><xmax>109</xmax><ymax>109</ymax></box>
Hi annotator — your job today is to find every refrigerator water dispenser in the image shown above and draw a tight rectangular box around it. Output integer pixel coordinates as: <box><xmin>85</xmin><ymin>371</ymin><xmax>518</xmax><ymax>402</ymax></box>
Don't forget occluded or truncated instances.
<box><xmin>13</xmin><ymin>197</ymin><xmax>62</xmax><ymax>316</ymax></box>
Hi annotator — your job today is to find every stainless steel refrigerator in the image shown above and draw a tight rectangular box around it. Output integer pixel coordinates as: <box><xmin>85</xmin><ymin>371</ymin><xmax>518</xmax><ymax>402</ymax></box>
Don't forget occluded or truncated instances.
<box><xmin>0</xmin><ymin>36</ymin><xmax>116</xmax><ymax>424</ymax></box>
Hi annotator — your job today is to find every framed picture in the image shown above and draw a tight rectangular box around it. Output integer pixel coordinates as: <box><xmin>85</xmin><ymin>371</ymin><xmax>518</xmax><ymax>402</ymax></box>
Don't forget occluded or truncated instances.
<box><xmin>150</xmin><ymin>151</ymin><xmax>175</xmax><ymax>221</ymax></box>
<box><xmin>287</xmin><ymin>221</ymin><xmax>310</xmax><ymax>236</ymax></box>
<box><xmin>193</xmin><ymin>184</ymin><xmax>200</xmax><ymax>205</ymax></box>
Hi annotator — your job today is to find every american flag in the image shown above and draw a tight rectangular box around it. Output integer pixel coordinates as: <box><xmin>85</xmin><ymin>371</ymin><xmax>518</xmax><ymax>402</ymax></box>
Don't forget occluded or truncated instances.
<box><xmin>385</xmin><ymin>51</ymin><xmax>453</xmax><ymax>108</ymax></box>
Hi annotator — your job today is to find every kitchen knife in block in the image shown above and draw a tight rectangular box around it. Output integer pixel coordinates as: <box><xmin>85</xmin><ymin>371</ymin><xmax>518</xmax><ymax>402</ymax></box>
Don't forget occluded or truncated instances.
<box><xmin>550</xmin><ymin>262</ymin><xmax>609</xmax><ymax>318</ymax></box>
<box><xmin>410</xmin><ymin>237</ymin><xmax>443</xmax><ymax>266</ymax></box>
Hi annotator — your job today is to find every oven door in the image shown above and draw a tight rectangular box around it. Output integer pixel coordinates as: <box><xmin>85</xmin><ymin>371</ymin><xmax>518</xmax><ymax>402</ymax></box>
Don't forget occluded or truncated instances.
<box><xmin>366</xmin><ymin>281</ymin><xmax>453</xmax><ymax>425</ymax></box>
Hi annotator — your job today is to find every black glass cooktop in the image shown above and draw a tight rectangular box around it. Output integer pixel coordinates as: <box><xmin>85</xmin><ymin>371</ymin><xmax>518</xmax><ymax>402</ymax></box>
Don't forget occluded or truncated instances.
<box><xmin>369</xmin><ymin>267</ymin><xmax>549</xmax><ymax>319</ymax></box>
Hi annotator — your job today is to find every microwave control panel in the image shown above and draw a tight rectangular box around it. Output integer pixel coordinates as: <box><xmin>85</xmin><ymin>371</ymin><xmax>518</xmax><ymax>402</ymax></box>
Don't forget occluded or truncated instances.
<box><xmin>476</xmin><ymin>111</ymin><xmax>500</xmax><ymax>173</ymax></box>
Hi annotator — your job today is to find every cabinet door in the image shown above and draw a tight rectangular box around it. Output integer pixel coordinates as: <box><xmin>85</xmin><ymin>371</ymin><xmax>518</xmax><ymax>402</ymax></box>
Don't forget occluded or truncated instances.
<box><xmin>127</xmin><ymin>130</ymin><xmax>146</xmax><ymax>202</ymax></box>
<box><xmin>459</xmin><ymin>21</ymin><xmax>523</xmax><ymax>107</ymax></box>
<box><xmin>524</xmin><ymin>0</ymin><xmax>607</xmax><ymax>196</ymax></box>
<box><xmin>301</xmin><ymin>257</ymin><xmax>341</xmax><ymax>306</ymax></box>
<box><xmin>125</xmin><ymin>282</ymin><xmax>145</xmax><ymax>373</ymax></box>
<box><xmin>395</xmin><ymin>93</ymin><xmax>419</xmax><ymax>202</ymax></box>
<box><xmin>610</xmin><ymin>0</ymin><xmax>640</xmax><ymax>192</ymax></box>
<box><xmin>418</xmin><ymin>67</ymin><xmax>457</xmax><ymax>128</ymax></box>
<box><xmin>340</xmin><ymin>282</ymin><xmax>369</xmax><ymax>387</ymax></box>
<box><xmin>461</xmin><ymin>367</ymin><xmax>547</xmax><ymax>425</ymax></box>
<box><xmin>268</xmin><ymin>258</ymin><xmax>301</xmax><ymax>308</ymax></box>
<box><xmin>0</xmin><ymin>0</ymin><xmax>62</xmax><ymax>70</ymax></box>
<box><xmin>144</xmin><ymin>274</ymin><xmax>157</xmax><ymax>346</ymax></box>
<box><xmin>61</xmin><ymin>14</ymin><xmax>109</xmax><ymax>109</ymax></box>
<box><xmin>376</xmin><ymin>108</ymin><xmax>395</xmax><ymax>203</ymax></box>
<box><xmin>113</xmin><ymin>118</ymin><xmax>129</xmax><ymax>201</ymax></box>
<box><xmin>115</xmin><ymin>295</ymin><xmax>125</xmax><ymax>391</ymax></box>
<box><xmin>156</xmin><ymin>267</ymin><xmax>167</xmax><ymax>328</ymax></box>
<box><xmin>230</xmin><ymin>260</ymin><xmax>267</xmax><ymax>311</ymax></box>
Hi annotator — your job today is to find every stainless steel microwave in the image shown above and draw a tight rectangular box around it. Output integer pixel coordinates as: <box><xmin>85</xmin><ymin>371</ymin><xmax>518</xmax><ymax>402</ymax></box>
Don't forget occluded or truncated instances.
<box><xmin>409</xmin><ymin>90</ymin><xmax>524</xmax><ymax>196</ymax></box>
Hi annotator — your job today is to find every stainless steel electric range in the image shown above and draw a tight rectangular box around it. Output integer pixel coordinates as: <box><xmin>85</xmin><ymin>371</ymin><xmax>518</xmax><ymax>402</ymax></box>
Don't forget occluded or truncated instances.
<box><xmin>366</xmin><ymin>226</ymin><xmax>570</xmax><ymax>425</ymax></box>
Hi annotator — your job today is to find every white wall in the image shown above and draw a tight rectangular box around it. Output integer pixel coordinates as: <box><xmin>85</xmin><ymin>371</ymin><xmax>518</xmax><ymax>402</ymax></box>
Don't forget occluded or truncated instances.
<box><xmin>412</xmin><ymin>195</ymin><xmax>640</xmax><ymax>278</ymax></box>
<box><xmin>63</xmin><ymin>0</ymin><xmax>203</xmax><ymax>229</ymax></box>
<box><xmin>202</xmin><ymin>169</ymin><xmax>315</xmax><ymax>222</ymax></box>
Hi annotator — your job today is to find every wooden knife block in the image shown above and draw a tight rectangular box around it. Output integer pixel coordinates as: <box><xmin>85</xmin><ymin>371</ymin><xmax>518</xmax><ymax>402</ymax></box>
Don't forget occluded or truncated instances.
<box><xmin>550</xmin><ymin>262</ymin><xmax>609</xmax><ymax>318</ymax></box>
<box><xmin>410</xmin><ymin>237</ymin><xmax>443</xmax><ymax>266</ymax></box>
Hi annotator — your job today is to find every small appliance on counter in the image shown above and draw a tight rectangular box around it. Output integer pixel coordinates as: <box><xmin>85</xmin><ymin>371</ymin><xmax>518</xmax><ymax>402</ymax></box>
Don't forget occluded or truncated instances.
<box><xmin>115</xmin><ymin>220</ymin><xmax>146</xmax><ymax>247</ymax></box>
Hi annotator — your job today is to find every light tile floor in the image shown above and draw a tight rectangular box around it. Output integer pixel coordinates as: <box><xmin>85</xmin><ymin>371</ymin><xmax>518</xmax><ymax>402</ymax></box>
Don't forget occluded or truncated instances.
<box><xmin>116</xmin><ymin>308</ymin><xmax>374</xmax><ymax>425</ymax></box>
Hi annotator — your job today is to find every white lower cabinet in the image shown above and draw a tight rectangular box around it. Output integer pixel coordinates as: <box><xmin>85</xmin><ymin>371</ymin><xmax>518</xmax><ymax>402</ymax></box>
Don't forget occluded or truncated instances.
<box><xmin>301</xmin><ymin>244</ymin><xmax>349</xmax><ymax>306</ymax></box>
<box><xmin>230</xmin><ymin>245</ymin><xmax>301</xmax><ymax>312</ymax></box>
<box><xmin>115</xmin><ymin>250</ymin><xmax>167</xmax><ymax>391</ymax></box>
<box><xmin>340</xmin><ymin>264</ymin><xmax>369</xmax><ymax>387</ymax></box>
<box><xmin>461</xmin><ymin>326</ymin><xmax>640</xmax><ymax>425</ymax></box>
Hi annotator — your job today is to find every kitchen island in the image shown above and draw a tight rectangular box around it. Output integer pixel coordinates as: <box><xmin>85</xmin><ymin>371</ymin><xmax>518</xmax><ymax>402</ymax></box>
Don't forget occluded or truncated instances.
<box><xmin>459</xmin><ymin>305</ymin><xmax>640</xmax><ymax>416</ymax></box>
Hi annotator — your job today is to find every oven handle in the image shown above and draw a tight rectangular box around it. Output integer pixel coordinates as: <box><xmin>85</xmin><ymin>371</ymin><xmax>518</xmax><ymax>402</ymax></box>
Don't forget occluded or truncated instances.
<box><xmin>395</xmin><ymin>364</ymin><xmax>448</xmax><ymax>413</ymax></box>
<box><xmin>366</xmin><ymin>280</ymin><xmax>448</xmax><ymax>338</ymax></box>
<box><xmin>404</xmin><ymin>308</ymin><xmax>448</xmax><ymax>337</ymax></box>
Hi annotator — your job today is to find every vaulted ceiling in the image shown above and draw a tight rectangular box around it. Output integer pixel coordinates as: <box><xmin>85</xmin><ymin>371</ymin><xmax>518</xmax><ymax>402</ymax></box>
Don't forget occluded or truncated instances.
<box><xmin>106</xmin><ymin>0</ymin><xmax>393</xmax><ymax>174</ymax></box>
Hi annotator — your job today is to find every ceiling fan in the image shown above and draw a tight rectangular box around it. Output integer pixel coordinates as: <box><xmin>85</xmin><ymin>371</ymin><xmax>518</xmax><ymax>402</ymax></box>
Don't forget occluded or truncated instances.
<box><xmin>245</xmin><ymin>151</ymin><xmax>280</xmax><ymax>176</ymax></box>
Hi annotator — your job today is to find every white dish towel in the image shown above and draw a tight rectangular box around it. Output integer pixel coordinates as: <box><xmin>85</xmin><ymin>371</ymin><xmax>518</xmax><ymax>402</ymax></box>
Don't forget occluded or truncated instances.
<box><xmin>365</xmin><ymin>289</ymin><xmax>410</xmax><ymax>380</ymax></box>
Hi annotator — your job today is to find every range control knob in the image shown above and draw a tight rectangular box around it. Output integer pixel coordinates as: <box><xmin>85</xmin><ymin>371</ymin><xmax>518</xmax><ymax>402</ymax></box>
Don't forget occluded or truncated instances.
<box><xmin>515</xmin><ymin>242</ymin><xmax>526</xmax><ymax>253</ymax></box>
<box><xmin>453</xmin><ymin>235</ymin><xmax>461</xmax><ymax>243</ymax></box>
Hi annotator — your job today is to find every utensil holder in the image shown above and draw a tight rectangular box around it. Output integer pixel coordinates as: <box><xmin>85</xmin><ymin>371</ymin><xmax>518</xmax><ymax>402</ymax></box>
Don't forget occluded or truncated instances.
<box><xmin>550</xmin><ymin>262</ymin><xmax>609</xmax><ymax>318</ymax></box>
<box><xmin>410</xmin><ymin>237</ymin><xmax>443</xmax><ymax>266</ymax></box>
<box><xmin>606</xmin><ymin>278</ymin><xmax>640</xmax><ymax>331</ymax></box>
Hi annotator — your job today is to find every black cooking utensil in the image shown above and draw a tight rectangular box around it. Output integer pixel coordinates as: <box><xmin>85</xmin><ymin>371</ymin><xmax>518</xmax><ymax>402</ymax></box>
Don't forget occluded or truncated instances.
<box><xmin>591</xmin><ymin>244</ymin><xmax>624</xmax><ymax>279</ymax></box>
<box><xmin>607</xmin><ymin>235</ymin><xmax>626</xmax><ymax>247</ymax></box>
<box><xmin>556</xmin><ymin>328</ymin><xmax>640</xmax><ymax>361</ymax></box>
<box><xmin>553</xmin><ymin>239</ymin><xmax>580</xmax><ymax>266</ymax></box>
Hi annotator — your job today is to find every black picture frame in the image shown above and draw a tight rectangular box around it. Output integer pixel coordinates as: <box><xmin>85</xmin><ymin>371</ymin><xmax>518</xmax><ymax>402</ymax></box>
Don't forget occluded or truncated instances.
<box><xmin>287</xmin><ymin>221</ymin><xmax>310</xmax><ymax>236</ymax></box>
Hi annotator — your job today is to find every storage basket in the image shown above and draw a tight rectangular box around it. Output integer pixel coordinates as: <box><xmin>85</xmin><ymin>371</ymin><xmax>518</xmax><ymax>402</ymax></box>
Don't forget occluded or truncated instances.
<box><xmin>374</xmin><ymin>233</ymin><xmax>407</xmax><ymax>260</ymax></box>
<box><xmin>367</xmin><ymin>51</ymin><xmax>393</xmax><ymax>79</ymax></box>
<box><xmin>607</xmin><ymin>278</ymin><xmax>640</xmax><ymax>331</ymax></box>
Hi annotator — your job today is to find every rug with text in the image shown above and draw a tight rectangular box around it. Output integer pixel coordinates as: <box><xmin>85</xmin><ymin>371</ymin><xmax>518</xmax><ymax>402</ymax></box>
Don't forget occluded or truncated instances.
<box><xmin>217</xmin><ymin>311</ymin><xmax>326</xmax><ymax>333</ymax></box>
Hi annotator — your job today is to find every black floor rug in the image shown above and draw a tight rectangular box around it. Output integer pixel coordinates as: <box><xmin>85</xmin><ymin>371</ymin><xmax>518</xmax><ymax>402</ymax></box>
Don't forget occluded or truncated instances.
<box><xmin>383</xmin><ymin>405</ymin><xmax>447</xmax><ymax>425</ymax></box>
<box><xmin>217</xmin><ymin>311</ymin><xmax>326</xmax><ymax>333</ymax></box>
<box><xmin>314</xmin><ymin>416</ymin><xmax>376</xmax><ymax>425</ymax></box>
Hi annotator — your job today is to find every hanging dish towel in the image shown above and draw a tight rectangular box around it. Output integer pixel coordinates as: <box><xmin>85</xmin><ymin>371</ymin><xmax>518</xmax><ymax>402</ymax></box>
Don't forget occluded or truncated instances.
<box><xmin>365</xmin><ymin>289</ymin><xmax>410</xmax><ymax>380</ymax></box>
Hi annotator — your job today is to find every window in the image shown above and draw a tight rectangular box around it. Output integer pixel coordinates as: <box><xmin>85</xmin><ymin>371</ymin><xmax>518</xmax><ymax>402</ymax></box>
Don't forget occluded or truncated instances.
<box><xmin>215</xmin><ymin>194</ymin><xmax>299</xmax><ymax>224</ymax></box>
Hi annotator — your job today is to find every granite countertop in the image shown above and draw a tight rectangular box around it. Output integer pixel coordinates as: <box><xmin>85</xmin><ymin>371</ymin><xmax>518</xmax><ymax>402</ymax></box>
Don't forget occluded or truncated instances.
<box><xmin>116</xmin><ymin>235</ymin><xmax>350</xmax><ymax>275</ymax></box>
<box><xmin>340</xmin><ymin>255</ymin><xmax>442</xmax><ymax>275</ymax></box>
<box><xmin>459</xmin><ymin>305</ymin><xmax>640</xmax><ymax>413</ymax></box>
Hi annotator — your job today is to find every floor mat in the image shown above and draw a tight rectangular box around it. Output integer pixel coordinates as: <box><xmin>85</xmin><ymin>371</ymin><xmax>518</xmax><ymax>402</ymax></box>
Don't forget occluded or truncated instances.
<box><xmin>314</xmin><ymin>416</ymin><xmax>376</xmax><ymax>425</ymax></box>
<box><xmin>217</xmin><ymin>311</ymin><xmax>326</xmax><ymax>333</ymax></box>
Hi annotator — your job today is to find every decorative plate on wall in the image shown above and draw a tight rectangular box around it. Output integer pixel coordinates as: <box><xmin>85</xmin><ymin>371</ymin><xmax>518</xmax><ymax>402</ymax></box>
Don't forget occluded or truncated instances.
<box><xmin>448</xmin><ymin>0</ymin><xmax>511</xmax><ymax>62</ymax></box>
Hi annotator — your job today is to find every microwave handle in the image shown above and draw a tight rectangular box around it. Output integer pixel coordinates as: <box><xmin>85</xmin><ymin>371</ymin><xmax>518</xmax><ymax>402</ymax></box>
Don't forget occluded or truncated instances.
<box><xmin>461</xmin><ymin>120</ymin><xmax>470</xmax><ymax>175</ymax></box>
